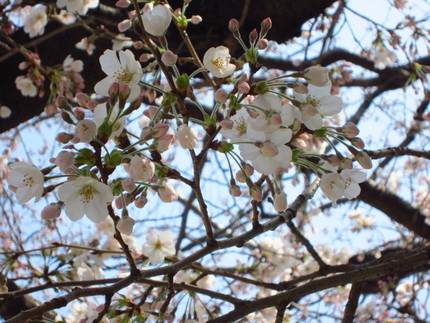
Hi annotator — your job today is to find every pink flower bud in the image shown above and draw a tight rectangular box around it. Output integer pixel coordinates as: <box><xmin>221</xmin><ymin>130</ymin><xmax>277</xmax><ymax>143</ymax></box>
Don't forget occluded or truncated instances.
<box><xmin>324</xmin><ymin>154</ymin><xmax>341</xmax><ymax>167</ymax></box>
<box><xmin>294</xmin><ymin>83</ymin><xmax>308</xmax><ymax>94</ymax></box>
<box><xmin>115</xmin><ymin>0</ymin><xmax>131</xmax><ymax>8</ymax></box>
<box><xmin>108</xmin><ymin>82</ymin><xmax>120</xmax><ymax>97</ymax></box>
<box><xmin>61</xmin><ymin>110</ymin><xmax>74</xmax><ymax>124</ymax></box>
<box><xmin>230</xmin><ymin>185</ymin><xmax>242</xmax><ymax>197</ymax></box>
<box><xmin>342</xmin><ymin>122</ymin><xmax>360</xmax><ymax>138</ymax></box>
<box><xmin>215</xmin><ymin>88</ymin><xmax>228</xmax><ymax>103</ymax></box>
<box><xmin>153</xmin><ymin>123</ymin><xmax>169</xmax><ymax>138</ymax></box>
<box><xmin>134</xmin><ymin>195</ymin><xmax>147</xmax><ymax>208</ymax></box>
<box><xmin>235</xmin><ymin>170</ymin><xmax>247</xmax><ymax>183</ymax></box>
<box><xmin>115</xmin><ymin>197</ymin><xmax>123</xmax><ymax>209</ymax></box>
<box><xmin>228</xmin><ymin>19</ymin><xmax>240</xmax><ymax>33</ymax></box>
<box><xmin>55</xmin><ymin>95</ymin><xmax>67</xmax><ymax>108</ymax></box>
<box><xmin>257</xmin><ymin>38</ymin><xmax>268</xmax><ymax>50</ymax></box>
<box><xmin>238</xmin><ymin>82</ymin><xmax>250</xmax><ymax>94</ymax></box>
<box><xmin>139</xmin><ymin>53</ymin><xmax>152</xmax><ymax>62</ymax></box>
<box><xmin>249</xmin><ymin>29</ymin><xmax>258</xmax><ymax>45</ymax></box>
<box><xmin>243</xmin><ymin>163</ymin><xmax>254</xmax><ymax>176</ymax></box>
<box><xmin>350</xmin><ymin>137</ymin><xmax>365</xmax><ymax>150</ymax></box>
<box><xmin>356</xmin><ymin>151</ymin><xmax>372</xmax><ymax>169</ymax></box>
<box><xmin>74</xmin><ymin>108</ymin><xmax>85</xmax><ymax>120</ymax></box>
<box><xmin>86</xmin><ymin>101</ymin><xmax>97</xmax><ymax>111</ymax></box>
<box><xmin>274</xmin><ymin>192</ymin><xmax>287</xmax><ymax>212</ymax></box>
<box><xmin>191</xmin><ymin>15</ymin><xmax>202</xmax><ymax>24</ymax></box>
<box><xmin>119</xmin><ymin>83</ymin><xmax>131</xmax><ymax>100</ymax></box>
<box><xmin>158</xmin><ymin>184</ymin><xmax>178</xmax><ymax>203</ymax></box>
<box><xmin>177</xmin><ymin>124</ymin><xmax>198</xmax><ymax>149</ymax></box>
<box><xmin>260</xmin><ymin>17</ymin><xmax>272</xmax><ymax>37</ymax></box>
<box><xmin>54</xmin><ymin>151</ymin><xmax>75</xmax><ymax>172</ymax></box>
<box><xmin>340</xmin><ymin>158</ymin><xmax>353</xmax><ymax>169</ymax></box>
<box><xmin>117</xmin><ymin>216</ymin><xmax>135</xmax><ymax>235</ymax></box>
<box><xmin>56</xmin><ymin>132</ymin><xmax>73</xmax><ymax>144</ymax></box>
<box><xmin>122</xmin><ymin>178</ymin><xmax>136</xmax><ymax>192</ymax></box>
<box><xmin>41</xmin><ymin>203</ymin><xmax>62</xmax><ymax>220</ymax></box>
<box><xmin>304</xmin><ymin>66</ymin><xmax>330</xmax><ymax>87</ymax></box>
<box><xmin>144</xmin><ymin>106</ymin><xmax>158</xmax><ymax>119</ymax></box>
<box><xmin>161</xmin><ymin>50</ymin><xmax>178</xmax><ymax>66</ymax></box>
<box><xmin>118</xmin><ymin>19</ymin><xmax>132</xmax><ymax>32</ymax></box>
<box><xmin>74</xmin><ymin>119</ymin><xmax>97</xmax><ymax>143</ymax></box>
<box><xmin>76</xmin><ymin>93</ymin><xmax>89</xmax><ymax>108</ymax></box>
<box><xmin>250</xmin><ymin>186</ymin><xmax>263</xmax><ymax>201</ymax></box>
<box><xmin>155</xmin><ymin>133</ymin><xmax>175</xmax><ymax>152</ymax></box>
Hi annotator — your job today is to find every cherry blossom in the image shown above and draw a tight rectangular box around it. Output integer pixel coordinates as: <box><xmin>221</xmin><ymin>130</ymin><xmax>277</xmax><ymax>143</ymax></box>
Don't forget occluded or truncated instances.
<box><xmin>141</xmin><ymin>4</ymin><xmax>172</xmax><ymax>37</ymax></box>
<box><xmin>56</xmin><ymin>0</ymin><xmax>99</xmax><ymax>15</ymax></box>
<box><xmin>203</xmin><ymin>46</ymin><xmax>236</xmax><ymax>78</ymax></box>
<box><xmin>7</xmin><ymin>162</ymin><xmax>44</xmax><ymax>203</ymax></box>
<box><xmin>294</xmin><ymin>82</ymin><xmax>343</xmax><ymax>130</ymax></box>
<box><xmin>304</xmin><ymin>65</ymin><xmax>330</xmax><ymax>87</ymax></box>
<box><xmin>125</xmin><ymin>155</ymin><xmax>155</xmax><ymax>182</ymax></box>
<box><xmin>142</xmin><ymin>230</ymin><xmax>175</xmax><ymax>264</ymax></box>
<box><xmin>95</xmin><ymin>49</ymin><xmax>143</xmax><ymax>102</ymax></box>
<box><xmin>21</xmin><ymin>5</ymin><xmax>47</xmax><ymax>38</ymax></box>
<box><xmin>15</xmin><ymin>76</ymin><xmax>37</xmax><ymax>97</ymax></box>
<box><xmin>58</xmin><ymin>176</ymin><xmax>114</xmax><ymax>223</ymax></box>
<box><xmin>93</xmin><ymin>103</ymin><xmax>126</xmax><ymax>140</ymax></box>
<box><xmin>177</xmin><ymin>124</ymin><xmax>198</xmax><ymax>149</ymax></box>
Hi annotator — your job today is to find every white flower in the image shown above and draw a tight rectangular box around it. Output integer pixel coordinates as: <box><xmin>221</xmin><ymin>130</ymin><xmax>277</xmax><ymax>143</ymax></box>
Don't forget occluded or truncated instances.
<box><xmin>203</xmin><ymin>46</ymin><xmax>236</xmax><ymax>78</ymax></box>
<box><xmin>239</xmin><ymin>127</ymin><xmax>293</xmax><ymax>175</ymax></box>
<box><xmin>125</xmin><ymin>155</ymin><xmax>155</xmax><ymax>182</ymax></box>
<box><xmin>15</xmin><ymin>76</ymin><xmax>37</xmax><ymax>97</ymax></box>
<box><xmin>95</xmin><ymin>49</ymin><xmax>143</xmax><ymax>102</ymax></box>
<box><xmin>249</xmin><ymin>93</ymin><xmax>295</xmax><ymax>132</ymax></box>
<box><xmin>177</xmin><ymin>124</ymin><xmax>198</xmax><ymax>149</ymax></box>
<box><xmin>373</xmin><ymin>43</ymin><xmax>396</xmax><ymax>69</ymax></box>
<box><xmin>7</xmin><ymin>162</ymin><xmax>44</xmax><ymax>203</ymax></box>
<box><xmin>74</xmin><ymin>119</ymin><xmax>97</xmax><ymax>143</ymax></box>
<box><xmin>142</xmin><ymin>230</ymin><xmax>175</xmax><ymax>264</ymax></box>
<box><xmin>76</xmin><ymin>37</ymin><xmax>95</xmax><ymax>55</ymax></box>
<box><xmin>142</xmin><ymin>4</ymin><xmax>172</xmax><ymax>37</ymax></box>
<box><xmin>0</xmin><ymin>106</ymin><xmax>11</xmax><ymax>119</ymax></box>
<box><xmin>58</xmin><ymin>176</ymin><xmax>114</xmax><ymax>223</ymax></box>
<box><xmin>220</xmin><ymin>108</ymin><xmax>251</xmax><ymax>143</ymax></box>
<box><xmin>21</xmin><ymin>5</ymin><xmax>47</xmax><ymax>38</ymax></box>
<box><xmin>56</xmin><ymin>0</ymin><xmax>99</xmax><ymax>15</ymax></box>
<box><xmin>157</xmin><ymin>184</ymin><xmax>178</xmax><ymax>203</ymax></box>
<box><xmin>294</xmin><ymin>83</ymin><xmax>343</xmax><ymax>130</ymax></box>
<box><xmin>76</xmin><ymin>263</ymin><xmax>104</xmax><ymax>280</ymax></box>
<box><xmin>320</xmin><ymin>169</ymin><xmax>367</xmax><ymax>206</ymax></box>
<box><xmin>93</xmin><ymin>103</ymin><xmax>125</xmax><ymax>139</ymax></box>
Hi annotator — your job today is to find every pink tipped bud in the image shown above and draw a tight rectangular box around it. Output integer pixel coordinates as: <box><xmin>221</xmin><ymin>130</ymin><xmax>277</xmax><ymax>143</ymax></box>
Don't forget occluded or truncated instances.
<box><xmin>139</xmin><ymin>53</ymin><xmax>152</xmax><ymax>62</ymax></box>
<box><xmin>340</xmin><ymin>158</ymin><xmax>353</xmax><ymax>170</ymax></box>
<box><xmin>134</xmin><ymin>195</ymin><xmax>147</xmax><ymax>208</ymax></box>
<box><xmin>342</xmin><ymin>122</ymin><xmax>360</xmax><ymax>138</ymax></box>
<box><xmin>191</xmin><ymin>15</ymin><xmax>202</xmax><ymax>24</ymax></box>
<box><xmin>294</xmin><ymin>83</ymin><xmax>309</xmax><ymax>94</ymax></box>
<box><xmin>158</xmin><ymin>184</ymin><xmax>178</xmax><ymax>203</ymax></box>
<box><xmin>243</xmin><ymin>163</ymin><xmax>254</xmax><ymax>176</ymax></box>
<box><xmin>155</xmin><ymin>133</ymin><xmax>175</xmax><ymax>153</ymax></box>
<box><xmin>356</xmin><ymin>151</ymin><xmax>372</xmax><ymax>169</ymax></box>
<box><xmin>257</xmin><ymin>38</ymin><xmax>268</xmax><ymax>50</ymax></box>
<box><xmin>115</xmin><ymin>197</ymin><xmax>123</xmax><ymax>209</ymax></box>
<box><xmin>220</xmin><ymin>119</ymin><xmax>233</xmax><ymax>130</ymax></box>
<box><xmin>119</xmin><ymin>83</ymin><xmax>131</xmax><ymax>100</ymax></box>
<box><xmin>86</xmin><ymin>101</ymin><xmax>97</xmax><ymax>111</ymax></box>
<box><xmin>260</xmin><ymin>17</ymin><xmax>272</xmax><ymax>37</ymax></box>
<box><xmin>55</xmin><ymin>95</ymin><xmax>66</xmax><ymax>108</ymax></box>
<box><xmin>161</xmin><ymin>50</ymin><xmax>178</xmax><ymax>66</ymax></box>
<box><xmin>238</xmin><ymin>82</ymin><xmax>250</xmax><ymax>94</ymax></box>
<box><xmin>115</xmin><ymin>0</ymin><xmax>131</xmax><ymax>8</ymax></box>
<box><xmin>324</xmin><ymin>154</ymin><xmax>341</xmax><ymax>167</ymax></box>
<box><xmin>74</xmin><ymin>108</ymin><xmax>85</xmax><ymax>120</ymax></box>
<box><xmin>144</xmin><ymin>106</ymin><xmax>158</xmax><ymax>119</ymax></box>
<box><xmin>249</xmin><ymin>28</ymin><xmax>258</xmax><ymax>45</ymax></box>
<box><xmin>274</xmin><ymin>192</ymin><xmax>287</xmax><ymax>212</ymax></box>
<box><xmin>56</xmin><ymin>132</ymin><xmax>73</xmax><ymax>144</ymax></box>
<box><xmin>153</xmin><ymin>123</ymin><xmax>169</xmax><ymax>139</ymax></box>
<box><xmin>350</xmin><ymin>137</ymin><xmax>365</xmax><ymax>150</ymax></box>
<box><xmin>118</xmin><ymin>19</ymin><xmax>132</xmax><ymax>32</ymax></box>
<box><xmin>304</xmin><ymin>66</ymin><xmax>330</xmax><ymax>87</ymax></box>
<box><xmin>109</xmin><ymin>82</ymin><xmax>120</xmax><ymax>97</ymax></box>
<box><xmin>54</xmin><ymin>151</ymin><xmax>75</xmax><ymax>172</ymax></box>
<box><xmin>117</xmin><ymin>216</ymin><xmax>135</xmax><ymax>235</ymax></box>
<box><xmin>215</xmin><ymin>88</ymin><xmax>228</xmax><ymax>103</ymax></box>
<box><xmin>41</xmin><ymin>203</ymin><xmax>61</xmax><ymax>220</ymax></box>
<box><xmin>228</xmin><ymin>19</ymin><xmax>240</xmax><ymax>33</ymax></box>
<box><xmin>76</xmin><ymin>93</ymin><xmax>89</xmax><ymax>108</ymax></box>
<box><xmin>61</xmin><ymin>110</ymin><xmax>74</xmax><ymax>124</ymax></box>
<box><xmin>235</xmin><ymin>170</ymin><xmax>247</xmax><ymax>183</ymax></box>
<box><xmin>250</xmin><ymin>186</ymin><xmax>263</xmax><ymax>201</ymax></box>
<box><xmin>230</xmin><ymin>185</ymin><xmax>242</xmax><ymax>197</ymax></box>
<box><xmin>121</xmin><ymin>178</ymin><xmax>136</xmax><ymax>192</ymax></box>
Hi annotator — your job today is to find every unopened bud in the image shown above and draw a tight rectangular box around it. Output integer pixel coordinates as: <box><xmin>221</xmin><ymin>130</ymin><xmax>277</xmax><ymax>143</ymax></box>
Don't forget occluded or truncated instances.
<box><xmin>87</xmin><ymin>101</ymin><xmax>97</xmax><ymax>111</ymax></box>
<box><xmin>260</xmin><ymin>17</ymin><xmax>272</xmax><ymax>38</ymax></box>
<box><xmin>74</xmin><ymin>108</ymin><xmax>85</xmax><ymax>120</ymax></box>
<box><xmin>238</xmin><ymin>82</ymin><xmax>250</xmax><ymax>94</ymax></box>
<box><xmin>56</xmin><ymin>132</ymin><xmax>73</xmax><ymax>144</ymax></box>
<box><xmin>41</xmin><ymin>203</ymin><xmax>61</xmax><ymax>220</ymax></box>
<box><xmin>55</xmin><ymin>95</ymin><xmax>68</xmax><ymax>110</ymax></box>
<box><xmin>158</xmin><ymin>184</ymin><xmax>178</xmax><ymax>203</ymax></box>
<box><xmin>118</xmin><ymin>19</ymin><xmax>132</xmax><ymax>32</ymax></box>
<box><xmin>340</xmin><ymin>158</ymin><xmax>353</xmax><ymax>169</ymax></box>
<box><xmin>215</xmin><ymin>88</ymin><xmax>228</xmax><ymax>103</ymax></box>
<box><xmin>161</xmin><ymin>50</ymin><xmax>178</xmax><ymax>66</ymax></box>
<box><xmin>117</xmin><ymin>216</ymin><xmax>135</xmax><ymax>235</ymax></box>
<box><xmin>135</xmin><ymin>195</ymin><xmax>147</xmax><ymax>208</ymax></box>
<box><xmin>249</xmin><ymin>28</ymin><xmax>258</xmax><ymax>45</ymax></box>
<box><xmin>119</xmin><ymin>83</ymin><xmax>131</xmax><ymax>100</ymax></box>
<box><xmin>257</xmin><ymin>38</ymin><xmax>268</xmax><ymax>50</ymax></box>
<box><xmin>350</xmin><ymin>137</ymin><xmax>365</xmax><ymax>150</ymax></box>
<box><xmin>250</xmin><ymin>186</ymin><xmax>263</xmax><ymax>201</ymax></box>
<box><xmin>342</xmin><ymin>122</ymin><xmax>360</xmax><ymax>138</ymax></box>
<box><xmin>274</xmin><ymin>192</ymin><xmax>287</xmax><ymax>212</ymax></box>
<box><xmin>230</xmin><ymin>185</ymin><xmax>242</xmax><ymax>197</ymax></box>
<box><xmin>121</xmin><ymin>178</ymin><xmax>136</xmax><ymax>192</ymax></box>
<box><xmin>228</xmin><ymin>19</ymin><xmax>240</xmax><ymax>33</ymax></box>
<box><xmin>191</xmin><ymin>15</ymin><xmax>202</xmax><ymax>24</ymax></box>
<box><xmin>235</xmin><ymin>170</ymin><xmax>247</xmax><ymax>183</ymax></box>
<box><xmin>115</xmin><ymin>0</ymin><xmax>131</xmax><ymax>8</ymax></box>
<box><xmin>76</xmin><ymin>93</ymin><xmax>89</xmax><ymax>108</ymax></box>
<box><xmin>356</xmin><ymin>151</ymin><xmax>372</xmax><ymax>169</ymax></box>
<box><xmin>109</xmin><ymin>82</ymin><xmax>120</xmax><ymax>97</ymax></box>
<box><xmin>61</xmin><ymin>110</ymin><xmax>74</xmax><ymax>124</ymax></box>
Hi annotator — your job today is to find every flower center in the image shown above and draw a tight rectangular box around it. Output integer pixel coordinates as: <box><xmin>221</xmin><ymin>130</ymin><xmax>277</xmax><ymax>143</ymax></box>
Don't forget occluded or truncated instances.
<box><xmin>234</xmin><ymin>116</ymin><xmax>247</xmax><ymax>135</ymax></box>
<box><xmin>211</xmin><ymin>57</ymin><xmax>227</xmax><ymax>69</ymax></box>
<box><xmin>80</xmin><ymin>184</ymin><xmax>94</xmax><ymax>203</ymax></box>
<box><xmin>113</xmin><ymin>68</ymin><xmax>132</xmax><ymax>83</ymax></box>
<box><xmin>154</xmin><ymin>239</ymin><xmax>163</xmax><ymax>250</ymax></box>
<box><xmin>22</xmin><ymin>173</ymin><xmax>35</xmax><ymax>187</ymax></box>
